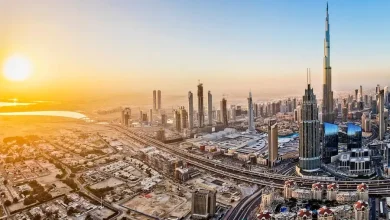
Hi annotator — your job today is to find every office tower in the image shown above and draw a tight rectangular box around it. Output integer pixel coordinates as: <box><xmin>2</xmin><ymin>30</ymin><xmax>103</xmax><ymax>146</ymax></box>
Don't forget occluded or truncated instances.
<box><xmin>174</xmin><ymin>109</ymin><xmax>181</xmax><ymax>132</ymax></box>
<box><xmin>347</xmin><ymin>123</ymin><xmax>362</xmax><ymax>150</ymax></box>
<box><xmin>247</xmin><ymin>92</ymin><xmax>255</xmax><ymax>132</ymax></box>
<box><xmin>161</xmin><ymin>114</ymin><xmax>167</xmax><ymax>126</ymax></box>
<box><xmin>299</xmin><ymin>75</ymin><xmax>321</xmax><ymax>172</ymax></box>
<box><xmin>268</xmin><ymin>119</ymin><xmax>278</xmax><ymax>168</ymax></box>
<box><xmin>359</xmin><ymin>85</ymin><xmax>363</xmax><ymax>102</ymax></box>
<box><xmin>293</xmin><ymin>98</ymin><xmax>297</xmax><ymax>110</ymax></box>
<box><xmin>376</xmin><ymin>84</ymin><xmax>381</xmax><ymax>94</ymax></box>
<box><xmin>385</xmin><ymin>86</ymin><xmax>389</xmax><ymax>107</ymax></box>
<box><xmin>188</xmin><ymin>92</ymin><xmax>194</xmax><ymax>130</ymax></box>
<box><xmin>364</xmin><ymin>95</ymin><xmax>368</xmax><ymax>106</ymax></box>
<box><xmin>231</xmin><ymin>105</ymin><xmax>236</xmax><ymax>121</ymax></box>
<box><xmin>355</xmin><ymin>89</ymin><xmax>358</xmax><ymax>101</ymax></box>
<box><xmin>142</xmin><ymin>113</ymin><xmax>148</xmax><ymax>122</ymax></box>
<box><xmin>379</xmin><ymin>90</ymin><xmax>385</xmax><ymax>140</ymax></box>
<box><xmin>208</xmin><ymin>91</ymin><xmax>212</xmax><ymax>126</ymax></box>
<box><xmin>153</xmin><ymin>90</ymin><xmax>157</xmax><ymax>111</ymax></box>
<box><xmin>149</xmin><ymin>109</ymin><xmax>153</xmax><ymax>124</ymax></box>
<box><xmin>371</xmin><ymin>100</ymin><xmax>377</xmax><ymax>114</ymax></box>
<box><xmin>322</xmin><ymin>123</ymin><xmax>338</xmax><ymax>164</ymax></box>
<box><xmin>220</xmin><ymin>98</ymin><xmax>228</xmax><ymax>126</ymax></box>
<box><xmin>254</xmin><ymin>103</ymin><xmax>258</xmax><ymax>117</ymax></box>
<box><xmin>139</xmin><ymin>111</ymin><xmax>143</xmax><ymax>121</ymax></box>
<box><xmin>191</xmin><ymin>189</ymin><xmax>216</xmax><ymax>219</ymax></box>
<box><xmin>197</xmin><ymin>83</ymin><xmax>204</xmax><ymax>128</ymax></box>
<box><xmin>362</xmin><ymin>112</ymin><xmax>371</xmax><ymax>132</ymax></box>
<box><xmin>157</xmin><ymin>90</ymin><xmax>161</xmax><ymax>110</ymax></box>
<box><xmin>294</xmin><ymin>105</ymin><xmax>302</xmax><ymax>123</ymax></box>
<box><xmin>322</xmin><ymin>3</ymin><xmax>334</xmax><ymax>123</ymax></box>
<box><xmin>180</xmin><ymin>107</ymin><xmax>188</xmax><ymax>130</ymax></box>
<box><xmin>216</xmin><ymin>110</ymin><xmax>221</xmax><ymax>122</ymax></box>
<box><xmin>122</xmin><ymin>107</ymin><xmax>131</xmax><ymax>126</ymax></box>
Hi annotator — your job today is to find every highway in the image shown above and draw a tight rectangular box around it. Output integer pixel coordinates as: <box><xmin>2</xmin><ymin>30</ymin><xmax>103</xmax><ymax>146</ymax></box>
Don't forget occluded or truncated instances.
<box><xmin>225</xmin><ymin>189</ymin><xmax>263</xmax><ymax>220</ymax></box>
<box><xmin>109</xmin><ymin>125</ymin><xmax>390</xmax><ymax>195</ymax></box>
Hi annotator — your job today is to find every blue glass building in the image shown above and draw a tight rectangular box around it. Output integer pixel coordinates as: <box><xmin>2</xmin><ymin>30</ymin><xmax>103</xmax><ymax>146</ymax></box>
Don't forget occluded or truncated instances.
<box><xmin>322</xmin><ymin>123</ymin><xmax>339</xmax><ymax>163</ymax></box>
<box><xmin>347</xmin><ymin>123</ymin><xmax>362</xmax><ymax>150</ymax></box>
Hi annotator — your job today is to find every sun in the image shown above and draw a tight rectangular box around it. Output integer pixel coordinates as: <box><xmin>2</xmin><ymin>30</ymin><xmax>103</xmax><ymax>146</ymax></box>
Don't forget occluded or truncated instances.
<box><xmin>3</xmin><ymin>55</ymin><xmax>32</xmax><ymax>81</ymax></box>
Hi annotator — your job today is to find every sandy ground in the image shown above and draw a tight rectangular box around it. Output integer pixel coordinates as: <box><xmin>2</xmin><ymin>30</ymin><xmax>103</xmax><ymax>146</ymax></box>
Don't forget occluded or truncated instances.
<box><xmin>90</xmin><ymin>177</ymin><xmax>125</xmax><ymax>189</ymax></box>
<box><xmin>123</xmin><ymin>192</ymin><xmax>187</xmax><ymax>218</ymax></box>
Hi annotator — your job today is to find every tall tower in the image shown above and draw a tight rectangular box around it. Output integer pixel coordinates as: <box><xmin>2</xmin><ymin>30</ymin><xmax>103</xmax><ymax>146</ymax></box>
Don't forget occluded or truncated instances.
<box><xmin>322</xmin><ymin>3</ymin><xmax>334</xmax><ymax>123</ymax></box>
<box><xmin>268</xmin><ymin>119</ymin><xmax>278</xmax><ymax>168</ymax></box>
<box><xmin>153</xmin><ymin>90</ymin><xmax>157</xmax><ymax>111</ymax></box>
<box><xmin>188</xmin><ymin>91</ymin><xmax>194</xmax><ymax>130</ymax></box>
<box><xmin>359</xmin><ymin>85</ymin><xmax>363</xmax><ymax>102</ymax></box>
<box><xmin>197</xmin><ymin>83</ymin><xmax>204</xmax><ymax>128</ymax></box>
<box><xmin>221</xmin><ymin>98</ymin><xmax>228</xmax><ymax>126</ymax></box>
<box><xmin>299</xmin><ymin>70</ymin><xmax>321</xmax><ymax>172</ymax></box>
<box><xmin>379</xmin><ymin>90</ymin><xmax>385</xmax><ymax>141</ymax></box>
<box><xmin>208</xmin><ymin>91</ymin><xmax>213</xmax><ymax>126</ymax></box>
<box><xmin>157</xmin><ymin>90</ymin><xmax>162</xmax><ymax>110</ymax></box>
<box><xmin>247</xmin><ymin>91</ymin><xmax>255</xmax><ymax>132</ymax></box>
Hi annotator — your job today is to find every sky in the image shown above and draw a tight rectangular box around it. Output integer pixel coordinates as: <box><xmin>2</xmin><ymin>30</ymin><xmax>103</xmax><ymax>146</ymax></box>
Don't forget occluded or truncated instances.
<box><xmin>1</xmin><ymin>0</ymin><xmax>390</xmax><ymax>101</ymax></box>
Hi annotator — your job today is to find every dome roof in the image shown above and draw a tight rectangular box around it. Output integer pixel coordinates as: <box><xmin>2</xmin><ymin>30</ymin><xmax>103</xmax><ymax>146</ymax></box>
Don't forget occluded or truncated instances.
<box><xmin>297</xmin><ymin>208</ymin><xmax>312</xmax><ymax>217</ymax></box>
<box><xmin>257</xmin><ymin>210</ymin><xmax>271</xmax><ymax>219</ymax></box>
<box><xmin>327</xmin><ymin>183</ymin><xmax>339</xmax><ymax>190</ymax></box>
<box><xmin>318</xmin><ymin>206</ymin><xmax>333</xmax><ymax>216</ymax></box>
<box><xmin>284</xmin><ymin>180</ymin><xmax>296</xmax><ymax>188</ymax></box>
<box><xmin>354</xmin><ymin>200</ymin><xmax>369</xmax><ymax>210</ymax></box>
<box><xmin>312</xmin><ymin>182</ymin><xmax>323</xmax><ymax>190</ymax></box>
<box><xmin>357</xmin><ymin>183</ymin><xmax>368</xmax><ymax>192</ymax></box>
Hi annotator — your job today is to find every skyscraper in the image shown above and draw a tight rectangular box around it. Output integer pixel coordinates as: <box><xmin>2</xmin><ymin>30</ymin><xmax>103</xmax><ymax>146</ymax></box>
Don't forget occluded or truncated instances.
<box><xmin>174</xmin><ymin>109</ymin><xmax>181</xmax><ymax>132</ymax></box>
<box><xmin>149</xmin><ymin>109</ymin><xmax>153</xmax><ymax>124</ymax></box>
<box><xmin>221</xmin><ymin>98</ymin><xmax>228</xmax><ymax>126</ymax></box>
<box><xmin>379</xmin><ymin>89</ymin><xmax>385</xmax><ymax>141</ymax></box>
<box><xmin>122</xmin><ymin>107</ymin><xmax>131</xmax><ymax>126</ymax></box>
<box><xmin>180</xmin><ymin>106</ymin><xmax>188</xmax><ymax>130</ymax></box>
<box><xmin>208</xmin><ymin>91</ymin><xmax>212</xmax><ymax>126</ymax></box>
<box><xmin>299</xmin><ymin>73</ymin><xmax>321</xmax><ymax>172</ymax></box>
<box><xmin>157</xmin><ymin>90</ymin><xmax>161</xmax><ymax>110</ymax></box>
<box><xmin>322</xmin><ymin>3</ymin><xmax>334</xmax><ymax>123</ymax></box>
<box><xmin>323</xmin><ymin>123</ymin><xmax>338</xmax><ymax>164</ymax></box>
<box><xmin>384</xmin><ymin>86</ymin><xmax>389</xmax><ymax>107</ymax></box>
<box><xmin>191</xmin><ymin>189</ymin><xmax>216</xmax><ymax>219</ymax></box>
<box><xmin>197</xmin><ymin>83</ymin><xmax>204</xmax><ymax>128</ymax></box>
<box><xmin>359</xmin><ymin>85</ymin><xmax>363</xmax><ymax>102</ymax></box>
<box><xmin>268</xmin><ymin>119</ymin><xmax>278</xmax><ymax>168</ymax></box>
<box><xmin>153</xmin><ymin>90</ymin><xmax>157</xmax><ymax>111</ymax></box>
<box><xmin>247</xmin><ymin>92</ymin><xmax>255</xmax><ymax>132</ymax></box>
<box><xmin>188</xmin><ymin>91</ymin><xmax>194</xmax><ymax>130</ymax></box>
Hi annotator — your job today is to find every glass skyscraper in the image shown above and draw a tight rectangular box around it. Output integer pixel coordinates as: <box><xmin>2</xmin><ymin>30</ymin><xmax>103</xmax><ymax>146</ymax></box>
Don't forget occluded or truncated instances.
<box><xmin>347</xmin><ymin>123</ymin><xmax>362</xmax><ymax>150</ymax></box>
<box><xmin>322</xmin><ymin>123</ymin><xmax>339</xmax><ymax>163</ymax></box>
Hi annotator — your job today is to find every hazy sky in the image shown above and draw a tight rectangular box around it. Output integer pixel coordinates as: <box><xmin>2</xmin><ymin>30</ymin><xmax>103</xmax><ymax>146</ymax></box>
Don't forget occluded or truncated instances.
<box><xmin>1</xmin><ymin>0</ymin><xmax>390</xmax><ymax>101</ymax></box>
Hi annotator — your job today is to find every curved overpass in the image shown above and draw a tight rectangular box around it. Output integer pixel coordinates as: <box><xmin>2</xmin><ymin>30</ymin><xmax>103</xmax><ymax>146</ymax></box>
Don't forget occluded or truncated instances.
<box><xmin>109</xmin><ymin>125</ymin><xmax>390</xmax><ymax>195</ymax></box>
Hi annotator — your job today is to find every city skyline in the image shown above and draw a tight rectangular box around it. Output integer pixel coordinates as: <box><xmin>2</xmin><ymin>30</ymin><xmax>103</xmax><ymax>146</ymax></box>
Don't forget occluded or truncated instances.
<box><xmin>1</xmin><ymin>0</ymin><xmax>390</xmax><ymax>101</ymax></box>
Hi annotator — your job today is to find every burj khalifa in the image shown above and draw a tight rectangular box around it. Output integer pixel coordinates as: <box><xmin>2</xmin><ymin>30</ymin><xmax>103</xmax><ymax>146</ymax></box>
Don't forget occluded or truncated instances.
<box><xmin>322</xmin><ymin>3</ymin><xmax>334</xmax><ymax>123</ymax></box>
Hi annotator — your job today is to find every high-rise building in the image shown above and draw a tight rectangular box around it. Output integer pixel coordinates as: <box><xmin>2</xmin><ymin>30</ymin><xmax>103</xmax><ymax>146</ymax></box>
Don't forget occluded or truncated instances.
<box><xmin>299</xmin><ymin>78</ymin><xmax>321</xmax><ymax>172</ymax></box>
<box><xmin>268</xmin><ymin>119</ymin><xmax>278</xmax><ymax>168</ymax></box>
<box><xmin>359</xmin><ymin>85</ymin><xmax>363</xmax><ymax>102</ymax></box>
<box><xmin>355</xmin><ymin>89</ymin><xmax>359</xmax><ymax>101</ymax></box>
<box><xmin>149</xmin><ymin>109</ymin><xmax>153</xmax><ymax>124</ymax></box>
<box><xmin>322</xmin><ymin>123</ymin><xmax>338</xmax><ymax>164</ymax></box>
<box><xmin>139</xmin><ymin>110</ymin><xmax>143</xmax><ymax>121</ymax></box>
<box><xmin>322</xmin><ymin>3</ymin><xmax>334</xmax><ymax>123</ymax></box>
<box><xmin>379</xmin><ymin>90</ymin><xmax>385</xmax><ymax>140</ymax></box>
<box><xmin>174</xmin><ymin>109</ymin><xmax>181</xmax><ymax>132</ymax></box>
<box><xmin>361</xmin><ymin>112</ymin><xmax>371</xmax><ymax>132</ymax></box>
<box><xmin>122</xmin><ymin>107</ymin><xmax>131</xmax><ymax>126</ymax></box>
<box><xmin>153</xmin><ymin>90</ymin><xmax>157</xmax><ymax>111</ymax></box>
<box><xmin>188</xmin><ymin>92</ymin><xmax>194</xmax><ymax>130</ymax></box>
<box><xmin>384</xmin><ymin>86</ymin><xmax>389</xmax><ymax>107</ymax></box>
<box><xmin>197</xmin><ymin>83</ymin><xmax>204</xmax><ymax>128</ymax></box>
<box><xmin>191</xmin><ymin>189</ymin><xmax>216</xmax><ymax>219</ymax></box>
<box><xmin>347</xmin><ymin>123</ymin><xmax>362</xmax><ymax>150</ymax></box>
<box><xmin>161</xmin><ymin>114</ymin><xmax>167</xmax><ymax>126</ymax></box>
<box><xmin>220</xmin><ymin>98</ymin><xmax>228</xmax><ymax>126</ymax></box>
<box><xmin>157</xmin><ymin>90</ymin><xmax>162</xmax><ymax>110</ymax></box>
<box><xmin>208</xmin><ymin>91</ymin><xmax>212</xmax><ymax>126</ymax></box>
<box><xmin>231</xmin><ymin>105</ymin><xmax>236</xmax><ymax>121</ymax></box>
<box><xmin>247</xmin><ymin>92</ymin><xmax>255</xmax><ymax>132</ymax></box>
<box><xmin>180</xmin><ymin>106</ymin><xmax>188</xmax><ymax>130</ymax></box>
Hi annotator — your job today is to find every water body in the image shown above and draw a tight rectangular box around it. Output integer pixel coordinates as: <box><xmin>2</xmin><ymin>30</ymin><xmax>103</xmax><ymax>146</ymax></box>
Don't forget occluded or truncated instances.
<box><xmin>0</xmin><ymin>102</ymin><xmax>33</xmax><ymax>107</ymax></box>
<box><xmin>0</xmin><ymin>111</ymin><xmax>91</xmax><ymax>121</ymax></box>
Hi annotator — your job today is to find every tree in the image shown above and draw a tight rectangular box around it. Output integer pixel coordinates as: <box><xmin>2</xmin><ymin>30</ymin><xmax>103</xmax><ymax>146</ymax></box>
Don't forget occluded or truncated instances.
<box><xmin>13</xmin><ymin>197</ymin><xmax>18</xmax><ymax>203</ymax></box>
<box><xmin>3</xmin><ymin>179</ymin><xmax>8</xmax><ymax>185</ymax></box>
<box><xmin>4</xmin><ymin>200</ymin><xmax>11</xmax><ymax>206</ymax></box>
<box><xmin>69</xmin><ymin>173</ymin><xmax>76</xmax><ymax>178</ymax></box>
